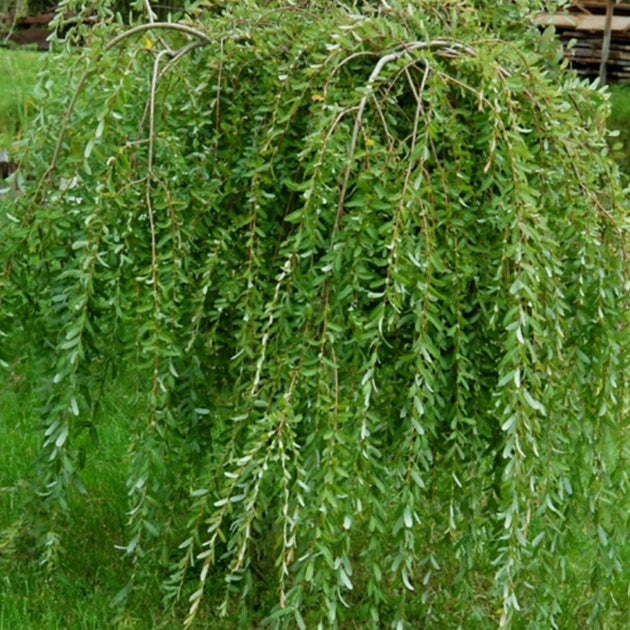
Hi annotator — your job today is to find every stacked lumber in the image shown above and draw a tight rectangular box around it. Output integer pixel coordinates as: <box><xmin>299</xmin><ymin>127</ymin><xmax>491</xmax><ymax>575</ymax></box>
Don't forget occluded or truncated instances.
<box><xmin>535</xmin><ymin>2</ymin><xmax>630</xmax><ymax>81</ymax></box>
<box><xmin>5</xmin><ymin>12</ymin><xmax>54</xmax><ymax>49</ymax></box>
<box><xmin>2</xmin><ymin>11</ymin><xmax>97</xmax><ymax>50</ymax></box>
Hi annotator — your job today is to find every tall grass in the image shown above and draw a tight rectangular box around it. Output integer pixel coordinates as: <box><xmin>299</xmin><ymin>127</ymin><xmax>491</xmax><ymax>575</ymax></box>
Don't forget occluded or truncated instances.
<box><xmin>0</xmin><ymin>47</ymin><xmax>42</xmax><ymax>150</ymax></box>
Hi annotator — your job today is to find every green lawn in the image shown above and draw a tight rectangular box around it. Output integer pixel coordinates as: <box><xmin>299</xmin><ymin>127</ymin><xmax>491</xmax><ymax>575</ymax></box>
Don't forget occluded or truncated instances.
<box><xmin>0</xmin><ymin>365</ymin><xmax>220</xmax><ymax>628</ymax></box>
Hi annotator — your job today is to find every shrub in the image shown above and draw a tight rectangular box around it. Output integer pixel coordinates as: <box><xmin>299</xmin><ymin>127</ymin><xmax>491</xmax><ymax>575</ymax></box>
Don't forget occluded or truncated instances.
<box><xmin>1</xmin><ymin>1</ymin><xmax>629</xmax><ymax>627</ymax></box>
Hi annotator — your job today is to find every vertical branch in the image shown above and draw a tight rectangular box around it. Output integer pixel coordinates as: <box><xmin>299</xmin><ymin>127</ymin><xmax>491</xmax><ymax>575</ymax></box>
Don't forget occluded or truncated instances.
<box><xmin>143</xmin><ymin>0</ymin><xmax>157</xmax><ymax>22</ymax></box>
<box><xmin>146</xmin><ymin>48</ymin><xmax>173</xmax><ymax>427</ymax></box>
<box><xmin>599</xmin><ymin>0</ymin><xmax>615</xmax><ymax>85</ymax></box>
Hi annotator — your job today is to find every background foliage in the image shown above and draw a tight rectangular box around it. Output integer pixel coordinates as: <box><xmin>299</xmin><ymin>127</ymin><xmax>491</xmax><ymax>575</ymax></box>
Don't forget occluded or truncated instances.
<box><xmin>2</xmin><ymin>1</ymin><xmax>630</xmax><ymax>628</ymax></box>
<box><xmin>0</xmin><ymin>48</ymin><xmax>41</xmax><ymax>149</ymax></box>
<box><xmin>609</xmin><ymin>82</ymin><xmax>630</xmax><ymax>173</ymax></box>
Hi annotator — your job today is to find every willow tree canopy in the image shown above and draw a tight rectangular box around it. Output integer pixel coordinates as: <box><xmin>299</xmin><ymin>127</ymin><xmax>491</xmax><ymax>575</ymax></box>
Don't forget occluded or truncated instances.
<box><xmin>1</xmin><ymin>1</ymin><xmax>629</xmax><ymax>628</ymax></box>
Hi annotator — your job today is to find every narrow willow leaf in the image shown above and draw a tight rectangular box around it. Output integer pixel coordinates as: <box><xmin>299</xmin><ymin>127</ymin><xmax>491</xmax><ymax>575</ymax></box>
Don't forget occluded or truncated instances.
<box><xmin>522</xmin><ymin>389</ymin><xmax>545</xmax><ymax>414</ymax></box>
<box><xmin>339</xmin><ymin>567</ymin><xmax>353</xmax><ymax>590</ymax></box>
<box><xmin>55</xmin><ymin>426</ymin><xmax>69</xmax><ymax>448</ymax></box>
<box><xmin>69</xmin><ymin>397</ymin><xmax>79</xmax><ymax>417</ymax></box>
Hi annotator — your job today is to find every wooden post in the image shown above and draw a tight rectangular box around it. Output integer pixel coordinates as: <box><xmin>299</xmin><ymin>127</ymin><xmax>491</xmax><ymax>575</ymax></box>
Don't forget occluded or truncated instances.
<box><xmin>599</xmin><ymin>0</ymin><xmax>615</xmax><ymax>84</ymax></box>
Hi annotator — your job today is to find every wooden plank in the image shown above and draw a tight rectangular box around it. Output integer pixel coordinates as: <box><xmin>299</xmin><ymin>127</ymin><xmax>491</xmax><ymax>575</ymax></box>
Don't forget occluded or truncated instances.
<box><xmin>17</xmin><ymin>12</ymin><xmax>55</xmax><ymax>26</ymax></box>
<box><xmin>8</xmin><ymin>27</ymin><xmax>49</xmax><ymax>50</ymax></box>
<box><xmin>534</xmin><ymin>13</ymin><xmax>582</xmax><ymax>27</ymax></box>
<box><xmin>572</xmin><ymin>1</ymin><xmax>630</xmax><ymax>15</ymax></box>
<box><xmin>576</xmin><ymin>15</ymin><xmax>630</xmax><ymax>30</ymax></box>
<box><xmin>568</xmin><ymin>45</ymin><xmax>630</xmax><ymax>57</ymax></box>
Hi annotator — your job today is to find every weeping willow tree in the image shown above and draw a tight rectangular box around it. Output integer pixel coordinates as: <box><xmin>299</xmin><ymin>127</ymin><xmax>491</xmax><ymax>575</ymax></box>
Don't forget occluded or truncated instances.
<box><xmin>1</xmin><ymin>0</ymin><xmax>629</xmax><ymax>627</ymax></box>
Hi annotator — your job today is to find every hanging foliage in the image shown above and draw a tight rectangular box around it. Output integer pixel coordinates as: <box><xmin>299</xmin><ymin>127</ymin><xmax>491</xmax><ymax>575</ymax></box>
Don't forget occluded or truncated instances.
<box><xmin>1</xmin><ymin>0</ymin><xmax>629</xmax><ymax>627</ymax></box>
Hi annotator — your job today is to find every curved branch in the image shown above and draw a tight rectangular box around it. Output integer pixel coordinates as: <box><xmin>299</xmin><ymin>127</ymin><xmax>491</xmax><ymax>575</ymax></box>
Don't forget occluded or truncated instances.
<box><xmin>105</xmin><ymin>22</ymin><xmax>211</xmax><ymax>51</ymax></box>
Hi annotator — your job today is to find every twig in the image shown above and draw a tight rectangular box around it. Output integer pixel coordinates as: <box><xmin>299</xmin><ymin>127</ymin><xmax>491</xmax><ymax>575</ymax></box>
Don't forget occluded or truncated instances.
<box><xmin>143</xmin><ymin>0</ymin><xmax>157</xmax><ymax>23</ymax></box>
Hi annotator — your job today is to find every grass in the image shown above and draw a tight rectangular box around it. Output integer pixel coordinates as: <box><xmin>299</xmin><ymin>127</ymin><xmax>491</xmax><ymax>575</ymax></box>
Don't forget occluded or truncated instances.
<box><xmin>0</xmin><ymin>372</ymin><xmax>159</xmax><ymax>629</ymax></box>
<box><xmin>0</xmin><ymin>47</ymin><xmax>43</xmax><ymax>151</ymax></box>
<box><xmin>0</xmin><ymin>360</ymin><xmax>226</xmax><ymax>629</ymax></box>
<box><xmin>608</xmin><ymin>83</ymin><xmax>630</xmax><ymax>174</ymax></box>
